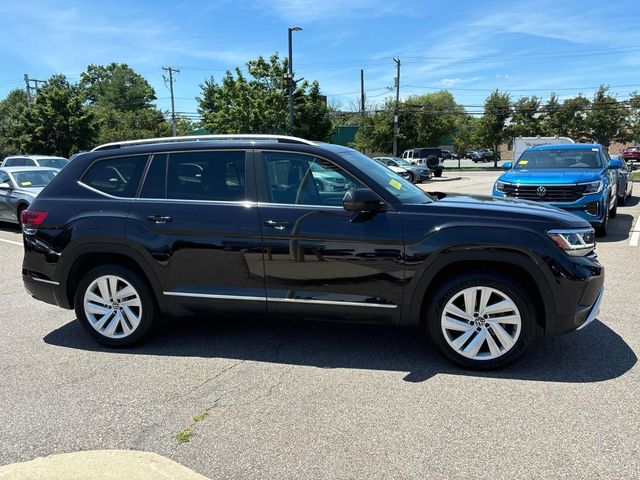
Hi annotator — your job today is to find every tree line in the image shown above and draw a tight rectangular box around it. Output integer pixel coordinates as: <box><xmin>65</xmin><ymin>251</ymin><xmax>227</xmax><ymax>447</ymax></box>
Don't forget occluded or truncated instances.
<box><xmin>1</xmin><ymin>54</ymin><xmax>639</xmax><ymax>159</ymax></box>
<box><xmin>0</xmin><ymin>53</ymin><xmax>332</xmax><ymax>158</ymax></box>
<box><xmin>353</xmin><ymin>86</ymin><xmax>640</xmax><ymax>159</ymax></box>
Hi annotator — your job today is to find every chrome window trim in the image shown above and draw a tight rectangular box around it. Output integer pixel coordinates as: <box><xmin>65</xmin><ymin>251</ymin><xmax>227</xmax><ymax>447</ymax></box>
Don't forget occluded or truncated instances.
<box><xmin>257</xmin><ymin>202</ymin><xmax>343</xmax><ymax>210</ymax></box>
<box><xmin>163</xmin><ymin>291</ymin><xmax>398</xmax><ymax>308</ymax></box>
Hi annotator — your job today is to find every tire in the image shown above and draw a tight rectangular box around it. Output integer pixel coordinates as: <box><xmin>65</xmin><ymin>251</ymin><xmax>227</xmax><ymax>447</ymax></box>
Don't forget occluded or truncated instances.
<box><xmin>434</xmin><ymin>169</ymin><xmax>443</xmax><ymax>178</ymax></box>
<box><xmin>407</xmin><ymin>171</ymin><xmax>415</xmax><ymax>183</ymax></box>
<box><xmin>74</xmin><ymin>265</ymin><xmax>157</xmax><ymax>347</ymax></box>
<box><xmin>426</xmin><ymin>155</ymin><xmax>439</xmax><ymax>169</ymax></box>
<box><xmin>315</xmin><ymin>181</ymin><xmax>325</xmax><ymax>192</ymax></box>
<box><xmin>595</xmin><ymin>202</ymin><xmax>609</xmax><ymax>237</ymax></box>
<box><xmin>618</xmin><ymin>193</ymin><xmax>626</xmax><ymax>206</ymax></box>
<box><xmin>426</xmin><ymin>273</ymin><xmax>536</xmax><ymax>370</ymax></box>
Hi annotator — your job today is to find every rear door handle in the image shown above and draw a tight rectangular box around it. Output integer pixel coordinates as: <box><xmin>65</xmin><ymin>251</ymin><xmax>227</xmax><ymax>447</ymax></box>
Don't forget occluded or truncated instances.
<box><xmin>264</xmin><ymin>220</ymin><xmax>291</xmax><ymax>230</ymax></box>
<box><xmin>148</xmin><ymin>215</ymin><xmax>173</xmax><ymax>224</ymax></box>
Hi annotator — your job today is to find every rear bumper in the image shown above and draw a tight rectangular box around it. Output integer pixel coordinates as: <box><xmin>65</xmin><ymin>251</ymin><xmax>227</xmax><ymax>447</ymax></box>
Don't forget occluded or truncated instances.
<box><xmin>22</xmin><ymin>272</ymin><xmax>66</xmax><ymax>308</ymax></box>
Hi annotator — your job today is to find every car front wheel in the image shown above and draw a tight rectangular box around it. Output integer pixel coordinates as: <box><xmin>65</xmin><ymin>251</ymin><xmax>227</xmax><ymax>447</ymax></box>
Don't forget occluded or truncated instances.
<box><xmin>426</xmin><ymin>273</ymin><xmax>536</xmax><ymax>369</ymax></box>
<box><xmin>75</xmin><ymin>265</ymin><xmax>157</xmax><ymax>347</ymax></box>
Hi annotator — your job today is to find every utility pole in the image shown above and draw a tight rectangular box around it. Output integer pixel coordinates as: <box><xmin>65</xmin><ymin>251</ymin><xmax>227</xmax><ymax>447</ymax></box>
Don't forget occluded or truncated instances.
<box><xmin>392</xmin><ymin>57</ymin><xmax>401</xmax><ymax>156</ymax></box>
<box><xmin>162</xmin><ymin>66</ymin><xmax>180</xmax><ymax>136</ymax></box>
<box><xmin>287</xmin><ymin>27</ymin><xmax>303</xmax><ymax>136</ymax></box>
<box><xmin>360</xmin><ymin>69</ymin><xmax>365</xmax><ymax>118</ymax></box>
<box><xmin>24</xmin><ymin>74</ymin><xmax>45</xmax><ymax>103</ymax></box>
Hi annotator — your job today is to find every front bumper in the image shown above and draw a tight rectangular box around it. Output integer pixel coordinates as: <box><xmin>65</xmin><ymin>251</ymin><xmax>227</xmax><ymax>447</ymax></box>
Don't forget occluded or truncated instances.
<box><xmin>576</xmin><ymin>287</ymin><xmax>604</xmax><ymax>331</ymax></box>
<box><xmin>493</xmin><ymin>190</ymin><xmax>608</xmax><ymax>226</ymax></box>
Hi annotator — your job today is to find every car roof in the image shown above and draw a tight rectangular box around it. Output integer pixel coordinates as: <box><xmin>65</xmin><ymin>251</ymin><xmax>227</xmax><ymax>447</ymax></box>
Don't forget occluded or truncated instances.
<box><xmin>84</xmin><ymin>139</ymin><xmax>353</xmax><ymax>159</ymax></box>
<box><xmin>4</xmin><ymin>155</ymin><xmax>68</xmax><ymax>160</ymax></box>
<box><xmin>1</xmin><ymin>166</ymin><xmax>60</xmax><ymax>173</ymax></box>
<box><xmin>529</xmin><ymin>143</ymin><xmax>600</xmax><ymax>151</ymax></box>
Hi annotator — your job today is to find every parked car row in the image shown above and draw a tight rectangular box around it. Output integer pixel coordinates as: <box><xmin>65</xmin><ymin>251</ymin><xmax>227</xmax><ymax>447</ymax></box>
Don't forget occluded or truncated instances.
<box><xmin>401</xmin><ymin>148</ymin><xmax>445</xmax><ymax>177</ymax></box>
<box><xmin>17</xmin><ymin>134</ymin><xmax>607</xmax><ymax>372</ymax></box>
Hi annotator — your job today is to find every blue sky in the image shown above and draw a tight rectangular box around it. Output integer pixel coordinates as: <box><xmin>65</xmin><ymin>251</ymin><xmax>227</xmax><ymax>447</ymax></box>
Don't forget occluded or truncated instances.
<box><xmin>1</xmin><ymin>0</ymin><xmax>639</xmax><ymax>119</ymax></box>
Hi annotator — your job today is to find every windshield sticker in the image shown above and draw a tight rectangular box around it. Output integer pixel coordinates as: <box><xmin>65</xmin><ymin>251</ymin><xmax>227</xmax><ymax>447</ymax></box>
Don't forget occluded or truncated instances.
<box><xmin>519</xmin><ymin>160</ymin><xmax>528</xmax><ymax>165</ymax></box>
<box><xmin>20</xmin><ymin>181</ymin><xmax>32</xmax><ymax>186</ymax></box>
<box><xmin>389</xmin><ymin>179</ymin><xmax>402</xmax><ymax>190</ymax></box>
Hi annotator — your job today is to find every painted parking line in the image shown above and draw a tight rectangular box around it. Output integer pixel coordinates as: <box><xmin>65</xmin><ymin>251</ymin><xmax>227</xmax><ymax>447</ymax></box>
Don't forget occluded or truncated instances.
<box><xmin>0</xmin><ymin>237</ymin><xmax>22</xmax><ymax>246</ymax></box>
<box><xmin>630</xmin><ymin>213</ymin><xmax>640</xmax><ymax>247</ymax></box>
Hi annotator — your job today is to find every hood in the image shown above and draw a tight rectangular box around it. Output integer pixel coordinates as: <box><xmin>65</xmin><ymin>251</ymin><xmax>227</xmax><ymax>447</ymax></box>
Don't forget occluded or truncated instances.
<box><xmin>499</xmin><ymin>168</ymin><xmax>603</xmax><ymax>184</ymax></box>
<box><xmin>417</xmin><ymin>192</ymin><xmax>590</xmax><ymax>229</ymax></box>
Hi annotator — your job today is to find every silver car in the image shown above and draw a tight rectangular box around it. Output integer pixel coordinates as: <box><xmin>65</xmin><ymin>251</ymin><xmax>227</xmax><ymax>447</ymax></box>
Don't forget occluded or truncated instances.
<box><xmin>0</xmin><ymin>167</ymin><xmax>58</xmax><ymax>224</ymax></box>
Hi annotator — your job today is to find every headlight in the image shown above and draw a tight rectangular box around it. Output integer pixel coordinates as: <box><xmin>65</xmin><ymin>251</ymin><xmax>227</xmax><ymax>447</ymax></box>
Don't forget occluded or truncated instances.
<box><xmin>495</xmin><ymin>181</ymin><xmax>508</xmax><ymax>192</ymax></box>
<box><xmin>547</xmin><ymin>228</ymin><xmax>595</xmax><ymax>256</ymax></box>
<box><xmin>581</xmin><ymin>181</ymin><xmax>603</xmax><ymax>195</ymax></box>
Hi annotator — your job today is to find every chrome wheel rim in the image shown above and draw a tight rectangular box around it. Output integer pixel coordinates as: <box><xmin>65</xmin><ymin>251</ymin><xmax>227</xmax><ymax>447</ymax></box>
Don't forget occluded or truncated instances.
<box><xmin>441</xmin><ymin>286</ymin><xmax>521</xmax><ymax>361</ymax></box>
<box><xmin>83</xmin><ymin>275</ymin><xmax>142</xmax><ymax>339</ymax></box>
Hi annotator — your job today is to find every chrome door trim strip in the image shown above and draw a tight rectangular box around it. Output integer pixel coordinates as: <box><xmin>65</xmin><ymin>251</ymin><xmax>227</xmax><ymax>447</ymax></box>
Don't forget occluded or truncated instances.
<box><xmin>163</xmin><ymin>291</ymin><xmax>398</xmax><ymax>308</ymax></box>
<box><xmin>163</xmin><ymin>292</ymin><xmax>266</xmax><ymax>301</ymax></box>
<box><xmin>268</xmin><ymin>297</ymin><xmax>398</xmax><ymax>308</ymax></box>
<box><xmin>30</xmin><ymin>277</ymin><xmax>60</xmax><ymax>286</ymax></box>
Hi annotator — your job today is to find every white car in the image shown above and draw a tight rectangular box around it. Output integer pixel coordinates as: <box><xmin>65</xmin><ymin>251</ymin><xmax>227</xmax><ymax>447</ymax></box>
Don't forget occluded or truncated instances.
<box><xmin>373</xmin><ymin>159</ymin><xmax>412</xmax><ymax>181</ymax></box>
<box><xmin>1</xmin><ymin>155</ymin><xmax>69</xmax><ymax>169</ymax></box>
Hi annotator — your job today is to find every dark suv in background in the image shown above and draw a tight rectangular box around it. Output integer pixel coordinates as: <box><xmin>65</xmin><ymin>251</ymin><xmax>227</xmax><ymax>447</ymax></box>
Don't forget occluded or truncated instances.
<box><xmin>22</xmin><ymin>135</ymin><xmax>604</xmax><ymax>369</ymax></box>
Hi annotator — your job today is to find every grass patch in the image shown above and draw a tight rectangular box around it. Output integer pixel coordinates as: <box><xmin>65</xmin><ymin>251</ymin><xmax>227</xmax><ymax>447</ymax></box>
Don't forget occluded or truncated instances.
<box><xmin>631</xmin><ymin>171</ymin><xmax>640</xmax><ymax>181</ymax></box>
<box><xmin>175</xmin><ymin>410</ymin><xmax>210</xmax><ymax>444</ymax></box>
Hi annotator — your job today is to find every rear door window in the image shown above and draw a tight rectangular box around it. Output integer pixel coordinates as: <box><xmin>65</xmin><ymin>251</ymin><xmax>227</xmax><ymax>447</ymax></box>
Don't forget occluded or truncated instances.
<box><xmin>167</xmin><ymin>151</ymin><xmax>246</xmax><ymax>201</ymax></box>
<box><xmin>82</xmin><ymin>155</ymin><xmax>148</xmax><ymax>197</ymax></box>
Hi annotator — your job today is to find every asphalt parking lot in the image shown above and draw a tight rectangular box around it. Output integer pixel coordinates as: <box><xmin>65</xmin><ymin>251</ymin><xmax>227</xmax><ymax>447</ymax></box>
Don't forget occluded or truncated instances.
<box><xmin>1</xmin><ymin>171</ymin><xmax>639</xmax><ymax>479</ymax></box>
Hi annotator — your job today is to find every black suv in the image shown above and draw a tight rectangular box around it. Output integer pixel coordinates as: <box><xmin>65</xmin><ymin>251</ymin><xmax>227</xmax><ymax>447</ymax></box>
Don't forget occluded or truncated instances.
<box><xmin>22</xmin><ymin>135</ymin><xmax>604</xmax><ymax>369</ymax></box>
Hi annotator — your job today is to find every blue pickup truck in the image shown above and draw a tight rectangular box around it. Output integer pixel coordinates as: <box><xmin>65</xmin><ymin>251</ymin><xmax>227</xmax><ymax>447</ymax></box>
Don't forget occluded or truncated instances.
<box><xmin>493</xmin><ymin>144</ymin><xmax>621</xmax><ymax>236</ymax></box>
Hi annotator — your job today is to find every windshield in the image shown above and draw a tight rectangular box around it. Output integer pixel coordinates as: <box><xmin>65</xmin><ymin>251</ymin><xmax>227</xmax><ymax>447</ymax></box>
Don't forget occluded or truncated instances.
<box><xmin>11</xmin><ymin>170</ymin><xmax>57</xmax><ymax>187</ymax></box>
<box><xmin>516</xmin><ymin>148</ymin><xmax>603</xmax><ymax>170</ymax></box>
<box><xmin>338</xmin><ymin>150</ymin><xmax>434</xmax><ymax>204</ymax></box>
<box><xmin>394</xmin><ymin>158</ymin><xmax>412</xmax><ymax>167</ymax></box>
<box><xmin>38</xmin><ymin>158</ymin><xmax>68</xmax><ymax>169</ymax></box>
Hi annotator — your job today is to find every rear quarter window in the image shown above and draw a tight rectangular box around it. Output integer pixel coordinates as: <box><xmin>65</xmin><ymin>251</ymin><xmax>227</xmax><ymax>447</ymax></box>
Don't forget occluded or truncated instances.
<box><xmin>81</xmin><ymin>155</ymin><xmax>149</xmax><ymax>197</ymax></box>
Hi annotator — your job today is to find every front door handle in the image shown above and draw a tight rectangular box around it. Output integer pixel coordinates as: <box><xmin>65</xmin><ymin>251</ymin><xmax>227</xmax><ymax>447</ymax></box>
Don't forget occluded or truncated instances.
<box><xmin>264</xmin><ymin>219</ymin><xmax>291</xmax><ymax>230</ymax></box>
<box><xmin>148</xmin><ymin>215</ymin><xmax>173</xmax><ymax>224</ymax></box>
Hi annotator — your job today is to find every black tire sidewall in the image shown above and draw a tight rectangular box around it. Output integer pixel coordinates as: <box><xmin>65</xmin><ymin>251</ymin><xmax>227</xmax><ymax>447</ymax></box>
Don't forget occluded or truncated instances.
<box><xmin>74</xmin><ymin>265</ymin><xmax>156</xmax><ymax>347</ymax></box>
<box><xmin>426</xmin><ymin>273</ymin><xmax>537</xmax><ymax>370</ymax></box>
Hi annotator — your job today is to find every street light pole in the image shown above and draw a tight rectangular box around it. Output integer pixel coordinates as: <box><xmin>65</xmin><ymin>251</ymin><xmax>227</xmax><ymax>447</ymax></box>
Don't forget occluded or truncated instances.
<box><xmin>288</xmin><ymin>26</ymin><xmax>302</xmax><ymax>136</ymax></box>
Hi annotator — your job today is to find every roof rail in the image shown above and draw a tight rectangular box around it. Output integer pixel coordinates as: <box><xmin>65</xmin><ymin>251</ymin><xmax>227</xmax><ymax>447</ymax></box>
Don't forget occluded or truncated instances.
<box><xmin>91</xmin><ymin>134</ymin><xmax>318</xmax><ymax>151</ymax></box>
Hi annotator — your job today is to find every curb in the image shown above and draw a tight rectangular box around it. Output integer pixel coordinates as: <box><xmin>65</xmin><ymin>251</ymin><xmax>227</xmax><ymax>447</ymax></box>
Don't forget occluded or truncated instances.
<box><xmin>0</xmin><ymin>450</ymin><xmax>210</xmax><ymax>480</ymax></box>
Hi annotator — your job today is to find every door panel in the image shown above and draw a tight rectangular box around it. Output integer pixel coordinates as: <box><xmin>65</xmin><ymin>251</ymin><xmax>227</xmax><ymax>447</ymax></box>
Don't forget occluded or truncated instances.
<box><xmin>256</xmin><ymin>151</ymin><xmax>404</xmax><ymax>324</ymax></box>
<box><xmin>126</xmin><ymin>150</ymin><xmax>265</xmax><ymax>316</ymax></box>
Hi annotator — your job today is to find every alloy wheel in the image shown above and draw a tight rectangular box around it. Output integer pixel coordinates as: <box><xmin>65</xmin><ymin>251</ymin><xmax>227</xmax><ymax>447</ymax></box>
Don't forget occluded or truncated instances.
<box><xmin>441</xmin><ymin>286</ymin><xmax>521</xmax><ymax>360</ymax></box>
<box><xmin>83</xmin><ymin>275</ymin><xmax>142</xmax><ymax>339</ymax></box>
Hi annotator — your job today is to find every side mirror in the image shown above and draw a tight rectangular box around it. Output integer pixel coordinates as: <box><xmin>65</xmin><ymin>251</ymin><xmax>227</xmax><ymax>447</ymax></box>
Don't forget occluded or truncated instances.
<box><xmin>343</xmin><ymin>188</ymin><xmax>383</xmax><ymax>212</ymax></box>
<box><xmin>502</xmin><ymin>161</ymin><xmax>513</xmax><ymax>169</ymax></box>
<box><xmin>0</xmin><ymin>182</ymin><xmax>12</xmax><ymax>190</ymax></box>
<box><xmin>608</xmin><ymin>159</ymin><xmax>623</xmax><ymax>169</ymax></box>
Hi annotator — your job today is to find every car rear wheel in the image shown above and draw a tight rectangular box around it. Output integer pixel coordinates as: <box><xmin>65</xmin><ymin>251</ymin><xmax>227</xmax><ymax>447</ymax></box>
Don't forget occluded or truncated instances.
<box><xmin>407</xmin><ymin>171</ymin><xmax>415</xmax><ymax>183</ymax></box>
<box><xmin>434</xmin><ymin>169</ymin><xmax>443</xmax><ymax>178</ymax></box>
<box><xmin>75</xmin><ymin>265</ymin><xmax>157</xmax><ymax>347</ymax></box>
<box><xmin>426</xmin><ymin>273</ymin><xmax>536</xmax><ymax>369</ymax></box>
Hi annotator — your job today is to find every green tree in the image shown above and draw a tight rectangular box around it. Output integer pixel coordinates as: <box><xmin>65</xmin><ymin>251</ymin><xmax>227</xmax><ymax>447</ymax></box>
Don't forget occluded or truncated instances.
<box><xmin>402</xmin><ymin>91</ymin><xmax>465</xmax><ymax>150</ymax></box>
<box><xmin>629</xmin><ymin>92</ymin><xmax>640</xmax><ymax>143</ymax></box>
<box><xmin>586</xmin><ymin>85</ymin><xmax>630</xmax><ymax>146</ymax></box>
<box><xmin>197</xmin><ymin>53</ymin><xmax>333</xmax><ymax>140</ymax></box>
<box><xmin>453</xmin><ymin>115</ymin><xmax>478</xmax><ymax>158</ymax></box>
<box><xmin>0</xmin><ymin>89</ymin><xmax>30</xmax><ymax>158</ymax></box>
<box><xmin>23</xmin><ymin>75</ymin><xmax>96</xmax><ymax>157</ymax></box>
<box><xmin>475</xmin><ymin>90</ymin><xmax>511</xmax><ymax>167</ymax></box>
<box><xmin>353</xmin><ymin>101</ymin><xmax>394</xmax><ymax>153</ymax></box>
<box><xmin>508</xmin><ymin>96</ymin><xmax>543</xmax><ymax>138</ymax></box>
<box><xmin>552</xmin><ymin>95</ymin><xmax>590</xmax><ymax>141</ymax></box>
<box><xmin>79</xmin><ymin>63</ymin><xmax>156</xmax><ymax>111</ymax></box>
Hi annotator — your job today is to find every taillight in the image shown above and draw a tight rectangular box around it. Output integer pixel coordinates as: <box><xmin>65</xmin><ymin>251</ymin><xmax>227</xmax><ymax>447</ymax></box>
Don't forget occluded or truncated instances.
<box><xmin>21</xmin><ymin>210</ymin><xmax>48</xmax><ymax>228</ymax></box>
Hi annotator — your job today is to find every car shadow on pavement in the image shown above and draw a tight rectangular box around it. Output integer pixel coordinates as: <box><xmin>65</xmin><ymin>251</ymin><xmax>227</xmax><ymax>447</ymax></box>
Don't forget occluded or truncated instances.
<box><xmin>598</xmin><ymin>212</ymin><xmax>636</xmax><ymax>243</ymax></box>
<box><xmin>44</xmin><ymin>315</ymin><xmax>636</xmax><ymax>384</ymax></box>
<box><xmin>0</xmin><ymin>223</ymin><xmax>21</xmax><ymax>234</ymax></box>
